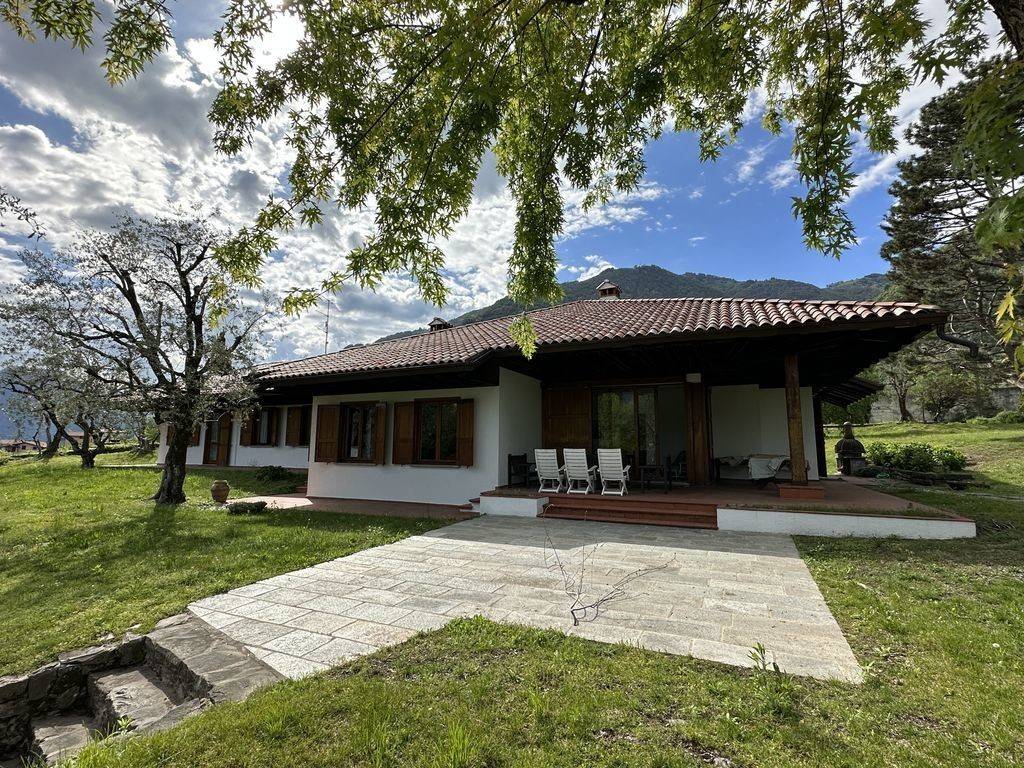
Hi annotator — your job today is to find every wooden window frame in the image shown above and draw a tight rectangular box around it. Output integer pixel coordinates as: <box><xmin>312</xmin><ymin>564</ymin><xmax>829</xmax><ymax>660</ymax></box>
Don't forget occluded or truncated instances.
<box><xmin>412</xmin><ymin>398</ymin><xmax>461</xmax><ymax>466</ymax></box>
<box><xmin>338</xmin><ymin>402</ymin><xmax>379</xmax><ymax>464</ymax></box>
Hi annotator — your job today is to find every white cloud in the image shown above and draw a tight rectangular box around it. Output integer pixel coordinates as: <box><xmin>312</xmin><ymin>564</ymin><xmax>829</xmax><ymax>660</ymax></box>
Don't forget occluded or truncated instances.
<box><xmin>688</xmin><ymin>236</ymin><xmax>707</xmax><ymax>247</ymax></box>
<box><xmin>561</xmin><ymin>254</ymin><xmax>615</xmax><ymax>281</ymax></box>
<box><xmin>688</xmin><ymin>186</ymin><xmax>703</xmax><ymax>199</ymax></box>
<box><xmin>765</xmin><ymin>159</ymin><xmax>798</xmax><ymax>191</ymax></box>
<box><xmin>734</xmin><ymin>143</ymin><xmax>769</xmax><ymax>183</ymax></box>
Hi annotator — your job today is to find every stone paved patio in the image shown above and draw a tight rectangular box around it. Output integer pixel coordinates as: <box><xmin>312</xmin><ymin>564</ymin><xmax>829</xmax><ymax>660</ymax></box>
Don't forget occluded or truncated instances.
<box><xmin>189</xmin><ymin>516</ymin><xmax>862</xmax><ymax>683</ymax></box>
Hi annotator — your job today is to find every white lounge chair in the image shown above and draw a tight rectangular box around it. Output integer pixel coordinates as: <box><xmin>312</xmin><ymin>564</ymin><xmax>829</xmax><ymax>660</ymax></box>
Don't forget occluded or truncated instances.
<box><xmin>563</xmin><ymin>448</ymin><xmax>597</xmax><ymax>494</ymax></box>
<box><xmin>597</xmin><ymin>449</ymin><xmax>631</xmax><ymax>495</ymax></box>
<box><xmin>534</xmin><ymin>449</ymin><xmax>565</xmax><ymax>493</ymax></box>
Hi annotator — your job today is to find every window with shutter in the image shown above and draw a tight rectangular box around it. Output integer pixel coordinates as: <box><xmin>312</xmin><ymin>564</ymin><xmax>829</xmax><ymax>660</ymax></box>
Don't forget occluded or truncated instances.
<box><xmin>392</xmin><ymin>402</ymin><xmax>415</xmax><ymax>464</ymax></box>
<box><xmin>314</xmin><ymin>404</ymin><xmax>340</xmax><ymax>462</ymax></box>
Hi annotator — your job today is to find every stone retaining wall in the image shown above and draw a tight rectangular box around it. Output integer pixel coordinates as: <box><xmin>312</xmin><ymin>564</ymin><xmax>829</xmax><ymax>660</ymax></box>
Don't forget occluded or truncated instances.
<box><xmin>0</xmin><ymin>637</ymin><xmax>145</xmax><ymax>757</ymax></box>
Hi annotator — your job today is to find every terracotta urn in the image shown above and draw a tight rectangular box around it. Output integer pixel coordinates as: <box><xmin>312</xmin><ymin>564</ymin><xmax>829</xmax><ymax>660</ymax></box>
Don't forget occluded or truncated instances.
<box><xmin>210</xmin><ymin>479</ymin><xmax>230</xmax><ymax>504</ymax></box>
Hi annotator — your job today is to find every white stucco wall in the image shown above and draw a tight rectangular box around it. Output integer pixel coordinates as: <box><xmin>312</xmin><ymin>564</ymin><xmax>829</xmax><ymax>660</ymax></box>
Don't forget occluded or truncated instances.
<box><xmin>307</xmin><ymin>385</ymin><xmax>502</xmax><ymax>506</ymax></box>
<box><xmin>155</xmin><ymin>410</ymin><xmax>310</xmax><ymax>469</ymax></box>
<box><xmin>496</xmin><ymin>368</ymin><xmax>543</xmax><ymax>485</ymax></box>
<box><xmin>710</xmin><ymin>384</ymin><xmax>820</xmax><ymax>480</ymax></box>
<box><xmin>718</xmin><ymin>508</ymin><xmax>976</xmax><ymax>539</ymax></box>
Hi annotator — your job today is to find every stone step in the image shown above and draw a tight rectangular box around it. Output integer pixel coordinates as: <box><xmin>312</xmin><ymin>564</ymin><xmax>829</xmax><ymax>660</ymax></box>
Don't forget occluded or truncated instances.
<box><xmin>87</xmin><ymin>667</ymin><xmax>181</xmax><ymax>734</ymax></box>
<box><xmin>145</xmin><ymin>613</ymin><xmax>283</xmax><ymax>705</ymax></box>
<box><xmin>30</xmin><ymin>713</ymin><xmax>99</xmax><ymax>765</ymax></box>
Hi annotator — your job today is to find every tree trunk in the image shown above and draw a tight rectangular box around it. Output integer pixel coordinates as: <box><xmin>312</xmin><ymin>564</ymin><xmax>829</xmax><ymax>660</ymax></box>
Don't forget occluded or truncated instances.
<box><xmin>155</xmin><ymin>427</ymin><xmax>189</xmax><ymax>504</ymax></box>
<box><xmin>897</xmin><ymin>390</ymin><xmax>913</xmax><ymax>422</ymax></box>
<box><xmin>40</xmin><ymin>419</ymin><xmax>64</xmax><ymax>458</ymax></box>
<box><xmin>78</xmin><ymin>429</ymin><xmax>94</xmax><ymax>469</ymax></box>
<box><xmin>989</xmin><ymin>0</ymin><xmax>1024</xmax><ymax>56</ymax></box>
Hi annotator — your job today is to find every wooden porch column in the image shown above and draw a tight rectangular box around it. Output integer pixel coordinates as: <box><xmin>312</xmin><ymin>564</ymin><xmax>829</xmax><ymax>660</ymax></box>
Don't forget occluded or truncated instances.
<box><xmin>784</xmin><ymin>353</ymin><xmax>808</xmax><ymax>485</ymax></box>
<box><xmin>684</xmin><ymin>381</ymin><xmax>713</xmax><ymax>485</ymax></box>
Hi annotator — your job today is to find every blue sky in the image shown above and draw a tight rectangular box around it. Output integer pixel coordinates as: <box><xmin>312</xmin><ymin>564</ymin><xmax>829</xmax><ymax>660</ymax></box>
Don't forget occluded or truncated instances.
<box><xmin>0</xmin><ymin>1</ymin><xmax>972</xmax><ymax>359</ymax></box>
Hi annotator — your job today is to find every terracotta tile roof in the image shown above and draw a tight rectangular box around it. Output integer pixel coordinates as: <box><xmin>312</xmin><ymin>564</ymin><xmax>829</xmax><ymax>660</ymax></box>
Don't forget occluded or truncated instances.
<box><xmin>260</xmin><ymin>298</ymin><xmax>944</xmax><ymax>382</ymax></box>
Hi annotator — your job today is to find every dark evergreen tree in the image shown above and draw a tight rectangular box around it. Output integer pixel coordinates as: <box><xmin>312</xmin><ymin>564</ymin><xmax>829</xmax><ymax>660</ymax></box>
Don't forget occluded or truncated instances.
<box><xmin>881</xmin><ymin>59</ymin><xmax>1023</xmax><ymax>381</ymax></box>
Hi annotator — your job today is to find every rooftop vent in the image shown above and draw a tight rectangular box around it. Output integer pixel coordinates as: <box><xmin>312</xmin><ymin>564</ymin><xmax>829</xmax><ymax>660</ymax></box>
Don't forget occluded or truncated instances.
<box><xmin>428</xmin><ymin>317</ymin><xmax>452</xmax><ymax>332</ymax></box>
<box><xmin>596</xmin><ymin>280</ymin><xmax>621</xmax><ymax>300</ymax></box>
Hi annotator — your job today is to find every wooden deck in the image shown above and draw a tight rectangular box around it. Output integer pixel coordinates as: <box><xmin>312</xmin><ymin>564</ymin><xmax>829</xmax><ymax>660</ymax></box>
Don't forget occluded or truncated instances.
<box><xmin>486</xmin><ymin>477</ymin><xmax>948</xmax><ymax>530</ymax></box>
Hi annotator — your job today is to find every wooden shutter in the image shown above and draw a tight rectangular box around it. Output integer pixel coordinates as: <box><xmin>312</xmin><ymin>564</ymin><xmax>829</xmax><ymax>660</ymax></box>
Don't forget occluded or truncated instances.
<box><xmin>542</xmin><ymin>386</ymin><xmax>591</xmax><ymax>452</ymax></box>
<box><xmin>267</xmin><ymin>407</ymin><xmax>279</xmax><ymax>446</ymax></box>
<box><xmin>189</xmin><ymin>425</ymin><xmax>201</xmax><ymax>446</ymax></box>
<box><xmin>314</xmin><ymin>405</ymin><xmax>340</xmax><ymax>462</ymax></box>
<box><xmin>392</xmin><ymin>402</ymin><xmax>415</xmax><ymax>464</ymax></box>
<box><xmin>457</xmin><ymin>399</ymin><xmax>474</xmax><ymax>467</ymax></box>
<box><xmin>238</xmin><ymin>412</ymin><xmax>254</xmax><ymax>446</ymax></box>
<box><xmin>285</xmin><ymin>406</ymin><xmax>302</xmax><ymax>447</ymax></box>
<box><xmin>372</xmin><ymin>402</ymin><xmax>388</xmax><ymax>464</ymax></box>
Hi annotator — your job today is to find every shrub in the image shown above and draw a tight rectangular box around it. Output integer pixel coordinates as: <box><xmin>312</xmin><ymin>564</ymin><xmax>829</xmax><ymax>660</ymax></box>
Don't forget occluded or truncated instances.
<box><xmin>254</xmin><ymin>465</ymin><xmax>297</xmax><ymax>483</ymax></box>
<box><xmin>226</xmin><ymin>500</ymin><xmax>269</xmax><ymax>515</ymax></box>
<box><xmin>865</xmin><ymin>441</ymin><xmax>968</xmax><ymax>473</ymax></box>
<box><xmin>990</xmin><ymin>409</ymin><xmax>1024</xmax><ymax>424</ymax></box>
<box><xmin>865</xmin><ymin>441</ymin><xmax>902</xmax><ymax>468</ymax></box>
<box><xmin>934</xmin><ymin>447</ymin><xmax>968</xmax><ymax>471</ymax></box>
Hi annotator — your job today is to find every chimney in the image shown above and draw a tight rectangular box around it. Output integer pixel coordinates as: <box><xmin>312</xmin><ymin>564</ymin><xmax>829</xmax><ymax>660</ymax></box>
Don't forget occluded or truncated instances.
<box><xmin>596</xmin><ymin>280</ymin><xmax>621</xmax><ymax>300</ymax></box>
<box><xmin>428</xmin><ymin>317</ymin><xmax>452</xmax><ymax>332</ymax></box>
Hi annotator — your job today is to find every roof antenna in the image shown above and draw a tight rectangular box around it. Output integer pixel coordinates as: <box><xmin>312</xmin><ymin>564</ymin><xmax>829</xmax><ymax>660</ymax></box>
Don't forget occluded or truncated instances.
<box><xmin>313</xmin><ymin>298</ymin><xmax>335</xmax><ymax>354</ymax></box>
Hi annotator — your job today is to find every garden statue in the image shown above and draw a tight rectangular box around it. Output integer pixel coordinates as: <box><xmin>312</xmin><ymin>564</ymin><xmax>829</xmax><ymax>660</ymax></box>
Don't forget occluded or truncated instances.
<box><xmin>834</xmin><ymin>422</ymin><xmax>867</xmax><ymax>476</ymax></box>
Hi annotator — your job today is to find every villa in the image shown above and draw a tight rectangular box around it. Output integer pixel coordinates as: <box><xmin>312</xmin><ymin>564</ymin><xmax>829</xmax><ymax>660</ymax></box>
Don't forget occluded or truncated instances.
<box><xmin>156</xmin><ymin>283</ymin><xmax>973</xmax><ymax>537</ymax></box>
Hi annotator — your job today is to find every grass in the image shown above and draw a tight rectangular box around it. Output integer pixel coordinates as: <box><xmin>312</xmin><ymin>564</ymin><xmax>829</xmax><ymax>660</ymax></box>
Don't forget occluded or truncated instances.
<box><xmin>9</xmin><ymin>423</ymin><xmax>1024</xmax><ymax>766</ymax></box>
<box><xmin>0</xmin><ymin>449</ymin><xmax>443</xmax><ymax>675</ymax></box>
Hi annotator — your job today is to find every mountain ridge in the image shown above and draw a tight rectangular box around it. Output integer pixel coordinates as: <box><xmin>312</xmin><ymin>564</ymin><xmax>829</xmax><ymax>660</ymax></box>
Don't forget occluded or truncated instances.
<box><xmin>374</xmin><ymin>265</ymin><xmax>888</xmax><ymax>343</ymax></box>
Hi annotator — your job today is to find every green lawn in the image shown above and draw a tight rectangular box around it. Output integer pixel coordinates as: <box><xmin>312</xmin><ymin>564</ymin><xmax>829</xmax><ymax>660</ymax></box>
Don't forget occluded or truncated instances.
<box><xmin>825</xmin><ymin>421</ymin><xmax>1024</xmax><ymax>496</ymax></box>
<box><xmin>8</xmin><ymin>424</ymin><xmax>1024</xmax><ymax>767</ymax></box>
<box><xmin>0</xmin><ymin>451</ymin><xmax>443</xmax><ymax>675</ymax></box>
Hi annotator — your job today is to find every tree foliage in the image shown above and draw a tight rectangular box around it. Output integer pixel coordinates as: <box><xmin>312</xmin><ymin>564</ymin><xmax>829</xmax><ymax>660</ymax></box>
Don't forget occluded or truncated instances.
<box><xmin>2</xmin><ymin>0</ymin><xmax>1021</xmax><ymax>354</ymax></box>
<box><xmin>0</xmin><ymin>213</ymin><xmax>265</xmax><ymax>502</ymax></box>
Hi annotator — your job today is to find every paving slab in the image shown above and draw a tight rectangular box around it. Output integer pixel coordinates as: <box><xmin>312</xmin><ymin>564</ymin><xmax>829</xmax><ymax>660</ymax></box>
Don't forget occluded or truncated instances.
<box><xmin>189</xmin><ymin>516</ymin><xmax>861</xmax><ymax>683</ymax></box>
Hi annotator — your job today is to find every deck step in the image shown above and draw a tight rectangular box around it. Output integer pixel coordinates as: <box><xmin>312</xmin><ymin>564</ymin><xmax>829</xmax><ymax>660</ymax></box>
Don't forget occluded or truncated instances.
<box><xmin>541</xmin><ymin>502</ymin><xmax>718</xmax><ymax>529</ymax></box>
<box><xmin>30</xmin><ymin>713</ymin><xmax>99</xmax><ymax>764</ymax></box>
<box><xmin>542</xmin><ymin>509</ymin><xmax>718</xmax><ymax>529</ymax></box>
<box><xmin>87</xmin><ymin>667</ymin><xmax>181</xmax><ymax>733</ymax></box>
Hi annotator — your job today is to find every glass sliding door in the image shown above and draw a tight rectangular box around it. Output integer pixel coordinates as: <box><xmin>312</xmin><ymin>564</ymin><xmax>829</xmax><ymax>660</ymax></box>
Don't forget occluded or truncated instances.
<box><xmin>637</xmin><ymin>389</ymin><xmax>658</xmax><ymax>466</ymax></box>
<box><xmin>592</xmin><ymin>387</ymin><xmax>659</xmax><ymax>467</ymax></box>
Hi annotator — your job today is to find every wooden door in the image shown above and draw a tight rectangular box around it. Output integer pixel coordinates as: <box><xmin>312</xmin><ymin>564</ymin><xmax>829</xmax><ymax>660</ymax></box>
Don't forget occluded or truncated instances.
<box><xmin>541</xmin><ymin>386</ymin><xmax>591</xmax><ymax>458</ymax></box>
<box><xmin>203</xmin><ymin>413</ymin><xmax>232</xmax><ymax>467</ymax></box>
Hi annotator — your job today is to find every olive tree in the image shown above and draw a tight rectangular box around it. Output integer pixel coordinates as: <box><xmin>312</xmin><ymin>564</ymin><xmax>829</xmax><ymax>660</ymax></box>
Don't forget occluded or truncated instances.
<box><xmin>2</xmin><ymin>213</ymin><xmax>265</xmax><ymax>503</ymax></box>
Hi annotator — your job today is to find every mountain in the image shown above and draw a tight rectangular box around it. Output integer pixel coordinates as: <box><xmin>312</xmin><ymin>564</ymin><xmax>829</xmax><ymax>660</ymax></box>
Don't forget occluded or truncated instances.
<box><xmin>375</xmin><ymin>265</ymin><xmax>888</xmax><ymax>342</ymax></box>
